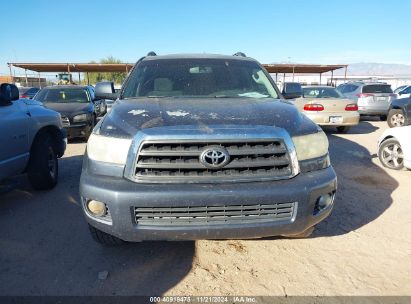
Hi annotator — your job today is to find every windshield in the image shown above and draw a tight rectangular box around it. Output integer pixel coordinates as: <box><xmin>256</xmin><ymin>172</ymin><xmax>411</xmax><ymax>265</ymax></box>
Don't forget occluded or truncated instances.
<box><xmin>18</xmin><ymin>87</ymin><xmax>30</xmax><ymax>95</ymax></box>
<box><xmin>35</xmin><ymin>88</ymin><xmax>90</xmax><ymax>103</ymax></box>
<box><xmin>122</xmin><ymin>59</ymin><xmax>279</xmax><ymax>99</ymax></box>
<box><xmin>394</xmin><ymin>86</ymin><xmax>406</xmax><ymax>94</ymax></box>
<box><xmin>303</xmin><ymin>87</ymin><xmax>344</xmax><ymax>98</ymax></box>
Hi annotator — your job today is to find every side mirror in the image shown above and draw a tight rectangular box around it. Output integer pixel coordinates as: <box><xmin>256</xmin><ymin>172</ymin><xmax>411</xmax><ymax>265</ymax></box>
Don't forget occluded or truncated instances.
<box><xmin>95</xmin><ymin>82</ymin><xmax>118</xmax><ymax>100</ymax></box>
<box><xmin>0</xmin><ymin>83</ymin><xmax>19</xmax><ymax>105</ymax></box>
<box><xmin>282</xmin><ymin>82</ymin><xmax>302</xmax><ymax>99</ymax></box>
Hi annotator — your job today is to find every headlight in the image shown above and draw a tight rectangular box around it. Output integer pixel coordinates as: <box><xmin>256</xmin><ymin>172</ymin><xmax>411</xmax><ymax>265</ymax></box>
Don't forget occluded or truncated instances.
<box><xmin>87</xmin><ymin>133</ymin><xmax>132</xmax><ymax>165</ymax></box>
<box><xmin>292</xmin><ymin>131</ymin><xmax>329</xmax><ymax>161</ymax></box>
<box><xmin>73</xmin><ymin>113</ymin><xmax>89</xmax><ymax>122</ymax></box>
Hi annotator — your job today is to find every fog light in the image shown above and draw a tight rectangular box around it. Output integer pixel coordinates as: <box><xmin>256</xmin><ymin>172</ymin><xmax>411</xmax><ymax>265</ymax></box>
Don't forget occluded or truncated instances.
<box><xmin>314</xmin><ymin>193</ymin><xmax>334</xmax><ymax>215</ymax></box>
<box><xmin>87</xmin><ymin>200</ymin><xmax>107</xmax><ymax>217</ymax></box>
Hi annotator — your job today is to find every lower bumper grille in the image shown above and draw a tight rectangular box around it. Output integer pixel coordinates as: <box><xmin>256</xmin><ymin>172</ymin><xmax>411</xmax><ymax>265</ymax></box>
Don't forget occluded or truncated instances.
<box><xmin>134</xmin><ymin>202</ymin><xmax>296</xmax><ymax>226</ymax></box>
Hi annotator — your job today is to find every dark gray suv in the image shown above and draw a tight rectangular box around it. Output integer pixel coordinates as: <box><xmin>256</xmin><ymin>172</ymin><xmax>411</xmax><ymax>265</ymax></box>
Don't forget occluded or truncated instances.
<box><xmin>80</xmin><ymin>53</ymin><xmax>337</xmax><ymax>245</ymax></box>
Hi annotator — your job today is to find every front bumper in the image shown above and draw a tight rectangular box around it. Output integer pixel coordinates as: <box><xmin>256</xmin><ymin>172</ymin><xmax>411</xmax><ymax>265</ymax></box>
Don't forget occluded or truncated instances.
<box><xmin>358</xmin><ymin>106</ymin><xmax>390</xmax><ymax>116</ymax></box>
<box><xmin>80</xmin><ymin>160</ymin><xmax>337</xmax><ymax>241</ymax></box>
<box><xmin>65</xmin><ymin>123</ymin><xmax>91</xmax><ymax>139</ymax></box>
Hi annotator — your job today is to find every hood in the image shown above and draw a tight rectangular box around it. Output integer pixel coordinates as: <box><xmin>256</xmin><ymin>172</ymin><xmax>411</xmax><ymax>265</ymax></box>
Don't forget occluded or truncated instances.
<box><xmin>22</xmin><ymin>99</ymin><xmax>43</xmax><ymax>107</ymax></box>
<box><xmin>97</xmin><ymin>97</ymin><xmax>319</xmax><ymax>138</ymax></box>
<box><xmin>380</xmin><ymin>125</ymin><xmax>411</xmax><ymax>142</ymax></box>
<box><xmin>43</xmin><ymin>102</ymin><xmax>92</xmax><ymax>117</ymax></box>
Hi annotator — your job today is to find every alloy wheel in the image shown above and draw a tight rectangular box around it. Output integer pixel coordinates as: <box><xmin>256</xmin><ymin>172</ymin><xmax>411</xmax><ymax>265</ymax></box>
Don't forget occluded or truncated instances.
<box><xmin>381</xmin><ymin>143</ymin><xmax>404</xmax><ymax>169</ymax></box>
<box><xmin>390</xmin><ymin>113</ymin><xmax>405</xmax><ymax>127</ymax></box>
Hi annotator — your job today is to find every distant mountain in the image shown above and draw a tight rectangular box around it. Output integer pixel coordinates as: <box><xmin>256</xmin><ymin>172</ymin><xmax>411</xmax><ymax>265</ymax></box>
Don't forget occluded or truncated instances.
<box><xmin>335</xmin><ymin>63</ymin><xmax>411</xmax><ymax>76</ymax></box>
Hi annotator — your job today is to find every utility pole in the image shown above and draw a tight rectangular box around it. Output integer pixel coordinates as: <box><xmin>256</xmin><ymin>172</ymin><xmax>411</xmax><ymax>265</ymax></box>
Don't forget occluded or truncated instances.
<box><xmin>25</xmin><ymin>69</ymin><xmax>29</xmax><ymax>86</ymax></box>
<box><xmin>8</xmin><ymin>63</ymin><xmax>14</xmax><ymax>84</ymax></box>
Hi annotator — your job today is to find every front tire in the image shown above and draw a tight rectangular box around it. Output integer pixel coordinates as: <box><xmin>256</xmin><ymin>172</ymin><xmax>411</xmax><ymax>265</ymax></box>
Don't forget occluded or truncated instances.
<box><xmin>387</xmin><ymin>109</ymin><xmax>406</xmax><ymax>128</ymax></box>
<box><xmin>27</xmin><ymin>133</ymin><xmax>58</xmax><ymax>190</ymax></box>
<box><xmin>88</xmin><ymin>224</ymin><xmax>125</xmax><ymax>246</ymax></box>
<box><xmin>378</xmin><ymin>138</ymin><xmax>404</xmax><ymax>170</ymax></box>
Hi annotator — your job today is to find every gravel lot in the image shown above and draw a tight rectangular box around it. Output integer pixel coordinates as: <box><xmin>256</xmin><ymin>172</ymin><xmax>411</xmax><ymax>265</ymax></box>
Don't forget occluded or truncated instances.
<box><xmin>0</xmin><ymin>120</ymin><xmax>410</xmax><ymax>296</ymax></box>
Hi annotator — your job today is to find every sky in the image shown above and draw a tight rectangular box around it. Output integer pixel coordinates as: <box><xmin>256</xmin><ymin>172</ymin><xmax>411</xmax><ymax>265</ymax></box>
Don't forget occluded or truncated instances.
<box><xmin>1</xmin><ymin>0</ymin><xmax>411</xmax><ymax>76</ymax></box>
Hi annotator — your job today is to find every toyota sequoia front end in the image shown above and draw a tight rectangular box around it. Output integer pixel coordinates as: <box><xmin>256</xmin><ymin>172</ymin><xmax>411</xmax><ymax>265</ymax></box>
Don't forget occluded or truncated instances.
<box><xmin>79</xmin><ymin>53</ymin><xmax>337</xmax><ymax>244</ymax></box>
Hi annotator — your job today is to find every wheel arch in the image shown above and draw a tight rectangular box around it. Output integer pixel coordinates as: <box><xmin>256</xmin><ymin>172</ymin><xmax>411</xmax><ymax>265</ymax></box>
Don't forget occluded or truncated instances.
<box><xmin>31</xmin><ymin>125</ymin><xmax>66</xmax><ymax>158</ymax></box>
<box><xmin>380</xmin><ymin>135</ymin><xmax>395</xmax><ymax>144</ymax></box>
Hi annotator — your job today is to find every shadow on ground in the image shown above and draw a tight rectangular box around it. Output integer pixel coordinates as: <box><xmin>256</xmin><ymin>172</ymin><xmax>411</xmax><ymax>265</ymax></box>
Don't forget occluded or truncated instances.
<box><xmin>314</xmin><ymin>128</ymin><xmax>398</xmax><ymax>237</ymax></box>
<box><xmin>0</xmin><ymin>154</ymin><xmax>194</xmax><ymax>296</ymax></box>
<box><xmin>322</xmin><ymin>121</ymin><xmax>379</xmax><ymax>135</ymax></box>
<box><xmin>258</xmin><ymin>122</ymin><xmax>397</xmax><ymax>241</ymax></box>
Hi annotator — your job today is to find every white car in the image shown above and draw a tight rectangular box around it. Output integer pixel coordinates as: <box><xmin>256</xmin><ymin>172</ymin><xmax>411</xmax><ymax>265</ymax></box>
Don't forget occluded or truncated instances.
<box><xmin>378</xmin><ymin>126</ymin><xmax>411</xmax><ymax>170</ymax></box>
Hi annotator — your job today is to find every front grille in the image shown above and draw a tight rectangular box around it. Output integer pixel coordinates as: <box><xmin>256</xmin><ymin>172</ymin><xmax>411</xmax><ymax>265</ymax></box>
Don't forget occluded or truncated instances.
<box><xmin>61</xmin><ymin>116</ymin><xmax>70</xmax><ymax>127</ymax></box>
<box><xmin>133</xmin><ymin>140</ymin><xmax>293</xmax><ymax>182</ymax></box>
<box><xmin>134</xmin><ymin>202</ymin><xmax>296</xmax><ymax>226</ymax></box>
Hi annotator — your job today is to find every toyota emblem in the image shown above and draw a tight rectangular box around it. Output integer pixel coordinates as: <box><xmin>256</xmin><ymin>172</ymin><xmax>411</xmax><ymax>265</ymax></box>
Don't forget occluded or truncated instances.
<box><xmin>199</xmin><ymin>146</ymin><xmax>230</xmax><ymax>169</ymax></box>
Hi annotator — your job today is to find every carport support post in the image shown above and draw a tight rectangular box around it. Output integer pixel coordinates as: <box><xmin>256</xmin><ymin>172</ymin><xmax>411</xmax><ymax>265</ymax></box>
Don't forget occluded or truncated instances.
<box><xmin>8</xmin><ymin>64</ymin><xmax>14</xmax><ymax>84</ymax></box>
<box><xmin>78</xmin><ymin>72</ymin><xmax>81</xmax><ymax>84</ymax></box>
<box><xmin>319</xmin><ymin>73</ymin><xmax>322</xmax><ymax>85</ymax></box>
<box><xmin>292</xmin><ymin>66</ymin><xmax>295</xmax><ymax>82</ymax></box>
<box><xmin>24</xmin><ymin>69</ymin><xmax>28</xmax><ymax>87</ymax></box>
<box><xmin>86</xmin><ymin>72</ymin><xmax>89</xmax><ymax>85</ymax></box>
<box><xmin>344</xmin><ymin>66</ymin><xmax>348</xmax><ymax>81</ymax></box>
<box><xmin>331</xmin><ymin>70</ymin><xmax>334</xmax><ymax>86</ymax></box>
<box><xmin>38</xmin><ymin>73</ymin><xmax>41</xmax><ymax>88</ymax></box>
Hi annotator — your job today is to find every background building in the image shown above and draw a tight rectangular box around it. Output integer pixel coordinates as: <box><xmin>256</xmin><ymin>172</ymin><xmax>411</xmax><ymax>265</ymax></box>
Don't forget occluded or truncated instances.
<box><xmin>0</xmin><ymin>75</ymin><xmax>47</xmax><ymax>88</ymax></box>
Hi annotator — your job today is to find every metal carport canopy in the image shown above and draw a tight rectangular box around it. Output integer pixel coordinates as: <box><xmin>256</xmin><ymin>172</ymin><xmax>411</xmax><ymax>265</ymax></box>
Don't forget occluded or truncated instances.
<box><xmin>263</xmin><ymin>64</ymin><xmax>347</xmax><ymax>74</ymax></box>
<box><xmin>7</xmin><ymin>63</ymin><xmax>134</xmax><ymax>73</ymax></box>
<box><xmin>8</xmin><ymin>63</ymin><xmax>347</xmax><ymax>74</ymax></box>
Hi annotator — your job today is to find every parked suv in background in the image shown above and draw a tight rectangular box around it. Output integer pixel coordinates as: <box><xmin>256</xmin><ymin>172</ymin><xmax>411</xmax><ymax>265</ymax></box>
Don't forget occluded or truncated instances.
<box><xmin>80</xmin><ymin>52</ymin><xmax>337</xmax><ymax>245</ymax></box>
<box><xmin>337</xmin><ymin>81</ymin><xmax>396</xmax><ymax>120</ymax></box>
<box><xmin>0</xmin><ymin>83</ymin><xmax>66</xmax><ymax>190</ymax></box>
<box><xmin>34</xmin><ymin>85</ymin><xmax>106</xmax><ymax>140</ymax></box>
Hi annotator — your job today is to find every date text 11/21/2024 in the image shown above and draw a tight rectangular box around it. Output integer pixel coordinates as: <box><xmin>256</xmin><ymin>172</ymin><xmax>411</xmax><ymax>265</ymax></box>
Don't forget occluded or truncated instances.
<box><xmin>149</xmin><ymin>296</ymin><xmax>257</xmax><ymax>303</ymax></box>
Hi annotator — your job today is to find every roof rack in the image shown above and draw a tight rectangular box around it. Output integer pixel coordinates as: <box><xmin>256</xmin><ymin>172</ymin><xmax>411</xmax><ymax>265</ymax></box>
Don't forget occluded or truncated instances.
<box><xmin>233</xmin><ymin>52</ymin><xmax>247</xmax><ymax>57</ymax></box>
<box><xmin>147</xmin><ymin>51</ymin><xmax>157</xmax><ymax>56</ymax></box>
<box><xmin>345</xmin><ymin>79</ymin><xmax>388</xmax><ymax>84</ymax></box>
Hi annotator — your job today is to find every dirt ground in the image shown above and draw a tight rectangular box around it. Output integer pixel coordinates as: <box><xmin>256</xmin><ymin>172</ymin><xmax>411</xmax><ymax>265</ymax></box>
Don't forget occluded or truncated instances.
<box><xmin>0</xmin><ymin>120</ymin><xmax>410</xmax><ymax>296</ymax></box>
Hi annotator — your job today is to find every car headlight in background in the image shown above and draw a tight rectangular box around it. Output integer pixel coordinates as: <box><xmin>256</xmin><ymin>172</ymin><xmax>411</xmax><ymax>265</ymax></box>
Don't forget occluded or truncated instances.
<box><xmin>87</xmin><ymin>133</ymin><xmax>132</xmax><ymax>165</ymax></box>
<box><xmin>73</xmin><ymin>113</ymin><xmax>89</xmax><ymax>122</ymax></box>
<box><xmin>292</xmin><ymin>131</ymin><xmax>329</xmax><ymax>161</ymax></box>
